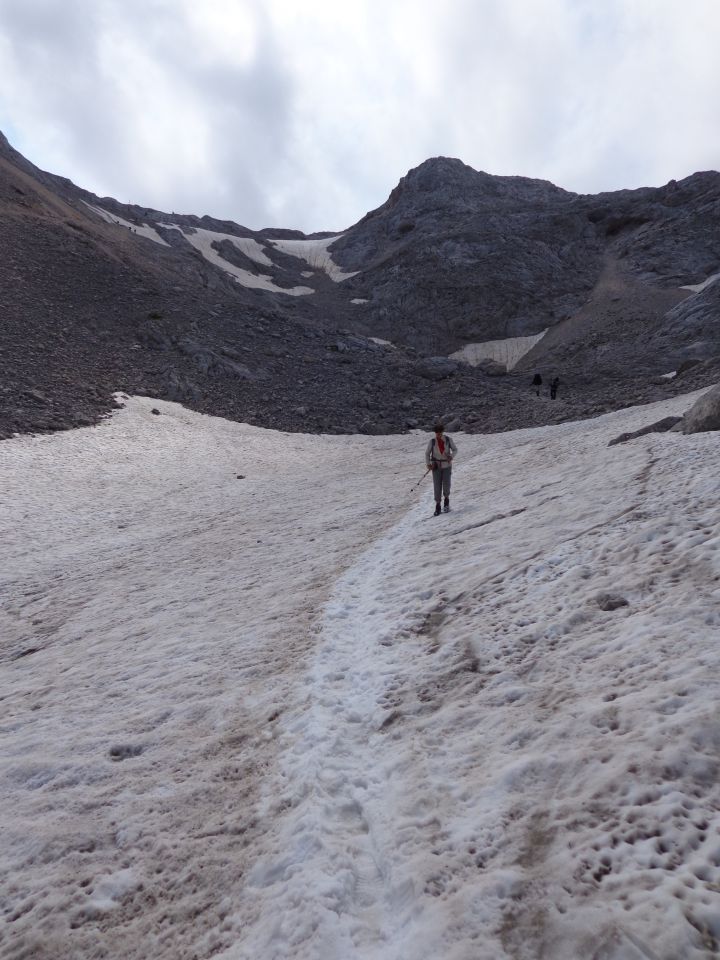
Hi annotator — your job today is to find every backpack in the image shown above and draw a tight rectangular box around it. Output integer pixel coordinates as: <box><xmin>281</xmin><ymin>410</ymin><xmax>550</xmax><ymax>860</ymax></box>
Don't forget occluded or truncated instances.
<box><xmin>432</xmin><ymin>435</ymin><xmax>453</xmax><ymax>461</ymax></box>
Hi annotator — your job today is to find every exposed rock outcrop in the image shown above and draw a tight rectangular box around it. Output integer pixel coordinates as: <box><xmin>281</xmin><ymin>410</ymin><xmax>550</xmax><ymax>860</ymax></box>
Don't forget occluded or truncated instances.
<box><xmin>682</xmin><ymin>383</ymin><xmax>720</xmax><ymax>433</ymax></box>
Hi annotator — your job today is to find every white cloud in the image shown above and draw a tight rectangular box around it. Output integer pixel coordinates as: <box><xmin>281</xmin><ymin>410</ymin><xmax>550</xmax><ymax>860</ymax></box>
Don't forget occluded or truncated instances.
<box><xmin>0</xmin><ymin>0</ymin><xmax>718</xmax><ymax>230</ymax></box>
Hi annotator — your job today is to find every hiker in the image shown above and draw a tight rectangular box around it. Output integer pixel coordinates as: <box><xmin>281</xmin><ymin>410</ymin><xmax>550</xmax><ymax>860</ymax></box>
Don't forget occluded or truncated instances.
<box><xmin>532</xmin><ymin>372</ymin><xmax>543</xmax><ymax>397</ymax></box>
<box><xmin>425</xmin><ymin>422</ymin><xmax>457</xmax><ymax>516</ymax></box>
<box><xmin>550</xmin><ymin>376</ymin><xmax>560</xmax><ymax>399</ymax></box>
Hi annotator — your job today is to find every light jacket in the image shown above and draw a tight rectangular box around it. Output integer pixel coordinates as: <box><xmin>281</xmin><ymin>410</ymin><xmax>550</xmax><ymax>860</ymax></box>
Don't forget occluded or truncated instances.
<box><xmin>425</xmin><ymin>434</ymin><xmax>457</xmax><ymax>469</ymax></box>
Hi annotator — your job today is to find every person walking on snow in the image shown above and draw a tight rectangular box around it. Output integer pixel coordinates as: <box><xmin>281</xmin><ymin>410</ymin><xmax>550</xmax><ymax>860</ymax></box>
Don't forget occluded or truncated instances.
<box><xmin>425</xmin><ymin>422</ymin><xmax>457</xmax><ymax>515</ymax></box>
<box><xmin>532</xmin><ymin>372</ymin><xmax>543</xmax><ymax>397</ymax></box>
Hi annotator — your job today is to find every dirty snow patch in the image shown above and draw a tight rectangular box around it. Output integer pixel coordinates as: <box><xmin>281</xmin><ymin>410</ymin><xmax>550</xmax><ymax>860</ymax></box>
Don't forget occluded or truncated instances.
<box><xmin>451</xmin><ymin>330</ymin><xmax>546</xmax><ymax>370</ymax></box>
<box><xmin>681</xmin><ymin>271</ymin><xmax>720</xmax><ymax>293</ymax></box>
<box><xmin>161</xmin><ymin>225</ymin><xmax>314</xmax><ymax>296</ymax></box>
<box><xmin>266</xmin><ymin>235</ymin><xmax>358</xmax><ymax>282</ymax></box>
<box><xmin>83</xmin><ymin>202</ymin><xmax>169</xmax><ymax>246</ymax></box>
<box><xmin>4</xmin><ymin>389</ymin><xmax>720</xmax><ymax>960</ymax></box>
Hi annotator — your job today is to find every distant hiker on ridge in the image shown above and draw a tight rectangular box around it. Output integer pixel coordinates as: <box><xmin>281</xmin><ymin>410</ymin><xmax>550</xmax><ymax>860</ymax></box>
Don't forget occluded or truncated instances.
<box><xmin>532</xmin><ymin>372</ymin><xmax>543</xmax><ymax>397</ymax></box>
<box><xmin>550</xmin><ymin>376</ymin><xmax>560</xmax><ymax>399</ymax></box>
<box><xmin>425</xmin><ymin>422</ymin><xmax>457</xmax><ymax>516</ymax></box>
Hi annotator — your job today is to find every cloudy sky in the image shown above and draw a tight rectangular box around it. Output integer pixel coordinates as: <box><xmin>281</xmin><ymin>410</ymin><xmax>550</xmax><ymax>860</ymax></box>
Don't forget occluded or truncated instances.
<box><xmin>1</xmin><ymin>0</ymin><xmax>719</xmax><ymax>233</ymax></box>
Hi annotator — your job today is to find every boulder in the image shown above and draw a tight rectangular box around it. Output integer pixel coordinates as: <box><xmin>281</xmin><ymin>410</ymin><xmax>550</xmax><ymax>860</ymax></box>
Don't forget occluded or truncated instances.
<box><xmin>681</xmin><ymin>383</ymin><xmax>720</xmax><ymax>433</ymax></box>
<box><xmin>596</xmin><ymin>592</ymin><xmax>629</xmax><ymax>611</ymax></box>
<box><xmin>416</xmin><ymin>357</ymin><xmax>459</xmax><ymax>381</ymax></box>
<box><xmin>476</xmin><ymin>359</ymin><xmax>507</xmax><ymax>376</ymax></box>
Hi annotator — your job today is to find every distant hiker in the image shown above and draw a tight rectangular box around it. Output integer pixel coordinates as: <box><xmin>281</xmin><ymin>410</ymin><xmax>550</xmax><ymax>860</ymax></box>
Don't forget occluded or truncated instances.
<box><xmin>532</xmin><ymin>373</ymin><xmax>543</xmax><ymax>397</ymax></box>
<box><xmin>550</xmin><ymin>376</ymin><xmax>560</xmax><ymax>399</ymax></box>
<box><xmin>425</xmin><ymin>422</ymin><xmax>457</xmax><ymax>516</ymax></box>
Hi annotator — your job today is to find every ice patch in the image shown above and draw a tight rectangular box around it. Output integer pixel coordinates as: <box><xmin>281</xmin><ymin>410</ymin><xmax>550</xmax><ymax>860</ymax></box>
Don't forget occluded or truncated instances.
<box><xmin>451</xmin><ymin>329</ymin><xmax>547</xmax><ymax>370</ymax></box>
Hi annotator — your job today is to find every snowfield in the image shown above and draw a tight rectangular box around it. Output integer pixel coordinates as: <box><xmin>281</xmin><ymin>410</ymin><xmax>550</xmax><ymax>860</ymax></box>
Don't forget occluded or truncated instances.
<box><xmin>160</xmin><ymin>225</ymin><xmax>315</xmax><ymax>296</ymax></box>
<box><xmin>2</xmin><ymin>392</ymin><xmax>720</xmax><ymax>960</ymax></box>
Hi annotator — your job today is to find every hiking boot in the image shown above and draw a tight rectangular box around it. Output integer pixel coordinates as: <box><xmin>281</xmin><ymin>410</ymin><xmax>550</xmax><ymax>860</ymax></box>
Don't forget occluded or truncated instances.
<box><xmin>434</xmin><ymin>502</ymin><xmax>442</xmax><ymax>516</ymax></box>
<box><xmin>443</xmin><ymin>498</ymin><xmax>450</xmax><ymax>513</ymax></box>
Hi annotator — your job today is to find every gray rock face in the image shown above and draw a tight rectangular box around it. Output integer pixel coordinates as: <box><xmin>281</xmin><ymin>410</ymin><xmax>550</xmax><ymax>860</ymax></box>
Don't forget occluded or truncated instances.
<box><xmin>333</xmin><ymin>158</ymin><xmax>720</xmax><ymax>361</ymax></box>
<box><xmin>655</xmin><ymin>278</ymin><xmax>720</xmax><ymax>366</ymax></box>
<box><xmin>331</xmin><ymin>157</ymin><xmax>602</xmax><ymax>353</ymax></box>
<box><xmin>682</xmin><ymin>383</ymin><xmax>720</xmax><ymax>433</ymax></box>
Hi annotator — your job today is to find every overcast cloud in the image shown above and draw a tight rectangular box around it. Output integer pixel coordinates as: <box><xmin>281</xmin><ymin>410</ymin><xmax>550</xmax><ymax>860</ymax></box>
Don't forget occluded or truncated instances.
<box><xmin>1</xmin><ymin>0</ymin><xmax>719</xmax><ymax>232</ymax></box>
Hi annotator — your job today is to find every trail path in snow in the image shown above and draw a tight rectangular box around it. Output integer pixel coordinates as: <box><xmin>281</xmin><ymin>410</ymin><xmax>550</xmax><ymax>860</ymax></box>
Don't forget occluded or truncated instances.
<box><xmin>0</xmin><ymin>398</ymin><xmax>418</xmax><ymax>960</ymax></box>
<box><xmin>230</xmin><ymin>393</ymin><xmax>720</xmax><ymax>960</ymax></box>
<box><xmin>3</xmin><ymin>392</ymin><xmax>720</xmax><ymax>960</ymax></box>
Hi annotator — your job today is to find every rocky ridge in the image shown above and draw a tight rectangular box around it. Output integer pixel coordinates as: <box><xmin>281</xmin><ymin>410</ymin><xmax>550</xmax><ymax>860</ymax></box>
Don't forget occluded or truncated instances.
<box><xmin>1</xmin><ymin>132</ymin><xmax>718</xmax><ymax>440</ymax></box>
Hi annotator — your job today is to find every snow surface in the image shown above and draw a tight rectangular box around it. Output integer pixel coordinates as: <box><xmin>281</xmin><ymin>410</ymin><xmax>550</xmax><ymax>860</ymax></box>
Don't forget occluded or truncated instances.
<box><xmin>681</xmin><ymin>272</ymin><xmax>720</xmax><ymax>294</ymax></box>
<box><xmin>266</xmin><ymin>236</ymin><xmax>359</xmax><ymax>282</ymax></box>
<box><xmin>160</xmin><ymin>224</ymin><xmax>314</xmax><ymax>296</ymax></box>
<box><xmin>352</xmin><ymin>298</ymin><xmax>369</xmax><ymax>304</ymax></box>
<box><xmin>451</xmin><ymin>331</ymin><xmax>547</xmax><ymax>371</ymax></box>
<box><xmin>83</xmin><ymin>202</ymin><xmax>170</xmax><ymax>246</ymax></box>
<box><xmin>2</xmin><ymin>391</ymin><xmax>720</xmax><ymax>960</ymax></box>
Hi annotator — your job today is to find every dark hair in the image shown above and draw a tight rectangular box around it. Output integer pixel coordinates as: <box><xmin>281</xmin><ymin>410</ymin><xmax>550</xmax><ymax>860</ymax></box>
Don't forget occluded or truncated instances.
<box><xmin>433</xmin><ymin>422</ymin><xmax>444</xmax><ymax>433</ymax></box>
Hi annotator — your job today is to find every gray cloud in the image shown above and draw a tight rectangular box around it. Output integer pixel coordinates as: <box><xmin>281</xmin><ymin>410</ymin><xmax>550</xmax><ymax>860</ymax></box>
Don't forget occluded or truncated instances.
<box><xmin>0</xmin><ymin>0</ymin><xmax>718</xmax><ymax>231</ymax></box>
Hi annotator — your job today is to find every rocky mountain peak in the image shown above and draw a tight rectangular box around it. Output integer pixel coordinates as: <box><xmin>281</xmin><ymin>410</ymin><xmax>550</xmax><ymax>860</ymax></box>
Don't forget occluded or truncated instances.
<box><xmin>378</xmin><ymin>156</ymin><xmax>572</xmax><ymax>224</ymax></box>
<box><xmin>1</xmin><ymin>130</ymin><xmax>719</xmax><ymax>443</ymax></box>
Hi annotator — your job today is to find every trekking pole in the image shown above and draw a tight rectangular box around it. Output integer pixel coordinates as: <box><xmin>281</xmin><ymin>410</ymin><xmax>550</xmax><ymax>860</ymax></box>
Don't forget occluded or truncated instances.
<box><xmin>410</xmin><ymin>467</ymin><xmax>431</xmax><ymax>492</ymax></box>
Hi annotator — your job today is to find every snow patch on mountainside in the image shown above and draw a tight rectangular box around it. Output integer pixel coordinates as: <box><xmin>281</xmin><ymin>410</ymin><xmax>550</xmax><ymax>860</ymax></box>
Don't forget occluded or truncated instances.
<box><xmin>451</xmin><ymin>330</ymin><xmax>547</xmax><ymax>370</ymax></box>
<box><xmin>83</xmin><ymin>202</ymin><xmax>169</xmax><ymax>246</ymax></box>
<box><xmin>681</xmin><ymin>271</ymin><xmax>720</xmax><ymax>293</ymax></box>
<box><xmin>266</xmin><ymin>235</ymin><xmax>359</xmax><ymax>282</ymax></box>
<box><xmin>161</xmin><ymin>224</ymin><xmax>314</xmax><ymax>296</ymax></box>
